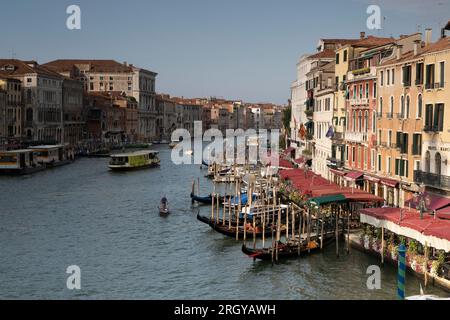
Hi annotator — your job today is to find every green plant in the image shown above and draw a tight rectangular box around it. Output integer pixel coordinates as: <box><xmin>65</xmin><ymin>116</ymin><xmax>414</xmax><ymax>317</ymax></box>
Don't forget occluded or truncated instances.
<box><xmin>438</xmin><ymin>250</ymin><xmax>446</xmax><ymax>264</ymax></box>
<box><xmin>408</xmin><ymin>239</ymin><xmax>418</xmax><ymax>255</ymax></box>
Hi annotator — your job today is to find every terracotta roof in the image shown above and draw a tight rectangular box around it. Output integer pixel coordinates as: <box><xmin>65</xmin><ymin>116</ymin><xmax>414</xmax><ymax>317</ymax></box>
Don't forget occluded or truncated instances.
<box><xmin>352</xmin><ymin>36</ymin><xmax>395</xmax><ymax>48</ymax></box>
<box><xmin>43</xmin><ymin>59</ymin><xmax>133</xmax><ymax>73</ymax></box>
<box><xmin>308</xmin><ymin>49</ymin><xmax>336</xmax><ymax>59</ymax></box>
<box><xmin>0</xmin><ymin>59</ymin><xmax>63</xmax><ymax>78</ymax></box>
<box><xmin>321</xmin><ymin>38</ymin><xmax>360</xmax><ymax>45</ymax></box>
<box><xmin>420</xmin><ymin>37</ymin><xmax>450</xmax><ymax>55</ymax></box>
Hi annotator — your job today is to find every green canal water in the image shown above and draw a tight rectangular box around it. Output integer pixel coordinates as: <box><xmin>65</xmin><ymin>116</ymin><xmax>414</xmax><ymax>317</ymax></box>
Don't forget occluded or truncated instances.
<box><xmin>0</xmin><ymin>145</ymin><xmax>448</xmax><ymax>299</ymax></box>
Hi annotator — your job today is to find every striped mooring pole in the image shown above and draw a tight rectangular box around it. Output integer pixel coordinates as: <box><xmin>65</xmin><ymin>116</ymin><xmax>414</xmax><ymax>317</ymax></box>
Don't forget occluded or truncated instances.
<box><xmin>397</xmin><ymin>244</ymin><xmax>406</xmax><ymax>300</ymax></box>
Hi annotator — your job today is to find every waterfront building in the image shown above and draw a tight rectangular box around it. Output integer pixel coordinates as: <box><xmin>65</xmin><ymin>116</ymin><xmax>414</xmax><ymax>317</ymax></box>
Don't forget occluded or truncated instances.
<box><xmin>0</xmin><ymin>59</ymin><xmax>64</xmax><ymax>144</ymax></box>
<box><xmin>0</xmin><ymin>84</ymin><xmax>5</xmax><ymax>144</ymax></box>
<box><xmin>290</xmin><ymin>54</ymin><xmax>312</xmax><ymax>156</ymax></box>
<box><xmin>332</xmin><ymin>34</ymin><xmax>395</xmax><ymax>177</ymax></box>
<box><xmin>84</xmin><ymin>92</ymin><xmax>126</xmax><ymax>144</ymax></box>
<box><xmin>0</xmin><ymin>77</ymin><xmax>22</xmax><ymax>147</ymax></box>
<box><xmin>376</xmin><ymin>33</ymin><xmax>426</xmax><ymax>206</ymax></box>
<box><xmin>311</xmin><ymin>60</ymin><xmax>335</xmax><ymax>179</ymax></box>
<box><xmin>291</xmin><ymin>37</ymin><xmax>361</xmax><ymax>163</ymax></box>
<box><xmin>156</xmin><ymin>94</ymin><xmax>177</xmax><ymax>140</ymax></box>
<box><xmin>62</xmin><ymin>78</ymin><xmax>84</xmax><ymax>146</ymax></box>
<box><xmin>43</xmin><ymin>60</ymin><xmax>157</xmax><ymax>142</ymax></box>
<box><xmin>417</xmin><ymin>29</ymin><xmax>450</xmax><ymax>196</ymax></box>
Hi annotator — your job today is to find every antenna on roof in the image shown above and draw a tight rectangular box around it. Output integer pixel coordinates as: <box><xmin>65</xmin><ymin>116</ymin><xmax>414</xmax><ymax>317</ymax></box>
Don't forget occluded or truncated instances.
<box><xmin>11</xmin><ymin>48</ymin><xmax>16</xmax><ymax>59</ymax></box>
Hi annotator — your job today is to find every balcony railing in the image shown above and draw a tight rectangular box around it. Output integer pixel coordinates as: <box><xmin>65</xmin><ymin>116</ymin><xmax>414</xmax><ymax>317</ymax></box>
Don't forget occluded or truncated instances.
<box><xmin>423</xmin><ymin>125</ymin><xmax>440</xmax><ymax>132</ymax></box>
<box><xmin>386</xmin><ymin>112</ymin><xmax>393</xmax><ymax>119</ymax></box>
<box><xmin>331</xmin><ymin>132</ymin><xmax>343</xmax><ymax>141</ymax></box>
<box><xmin>327</xmin><ymin>157</ymin><xmax>344</xmax><ymax>169</ymax></box>
<box><xmin>396</xmin><ymin>113</ymin><xmax>405</xmax><ymax>119</ymax></box>
<box><xmin>414</xmin><ymin>170</ymin><xmax>450</xmax><ymax>190</ymax></box>
<box><xmin>344</xmin><ymin>131</ymin><xmax>368</xmax><ymax>143</ymax></box>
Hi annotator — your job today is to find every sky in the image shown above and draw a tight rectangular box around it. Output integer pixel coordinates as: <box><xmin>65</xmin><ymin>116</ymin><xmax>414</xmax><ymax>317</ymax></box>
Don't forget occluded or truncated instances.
<box><xmin>0</xmin><ymin>0</ymin><xmax>449</xmax><ymax>104</ymax></box>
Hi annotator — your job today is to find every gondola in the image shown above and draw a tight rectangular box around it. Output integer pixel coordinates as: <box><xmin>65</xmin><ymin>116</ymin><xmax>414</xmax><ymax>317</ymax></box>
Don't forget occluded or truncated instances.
<box><xmin>191</xmin><ymin>193</ymin><xmax>223</xmax><ymax>205</ymax></box>
<box><xmin>196</xmin><ymin>213</ymin><xmax>277</xmax><ymax>238</ymax></box>
<box><xmin>241</xmin><ymin>235</ymin><xmax>335</xmax><ymax>261</ymax></box>
<box><xmin>159</xmin><ymin>197</ymin><xmax>170</xmax><ymax>215</ymax></box>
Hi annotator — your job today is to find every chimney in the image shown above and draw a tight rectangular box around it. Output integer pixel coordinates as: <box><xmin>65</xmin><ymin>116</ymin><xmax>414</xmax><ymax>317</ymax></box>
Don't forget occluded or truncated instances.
<box><xmin>123</xmin><ymin>61</ymin><xmax>128</xmax><ymax>66</ymax></box>
<box><xmin>396</xmin><ymin>45</ymin><xmax>403</xmax><ymax>60</ymax></box>
<box><xmin>413</xmin><ymin>39</ymin><xmax>420</xmax><ymax>56</ymax></box>
<box><xmin>360</xmin><ymin>31</ymin><xmax>366</xmax><ymax>39</ymax></box>
<box><xmin>425</xmin><ymin>28</ymin><xmax>432</xmax><ymax>46</ymax></box>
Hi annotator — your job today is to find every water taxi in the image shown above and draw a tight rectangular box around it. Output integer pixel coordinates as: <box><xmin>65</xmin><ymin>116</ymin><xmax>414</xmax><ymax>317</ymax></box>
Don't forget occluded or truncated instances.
<box><xmin>0</xmin><ymin>149</ymin><xmax>45</xmax><ymax>175</ymax></box>
<box><xmin>27</xmin><ymin>145</ymin><xmax>74</xmax><ymax>167</ymax></box>
<box><xmin>108</xmin><ymin>150</ymin><xmax>160</xmax><ymax>171</ymax></box>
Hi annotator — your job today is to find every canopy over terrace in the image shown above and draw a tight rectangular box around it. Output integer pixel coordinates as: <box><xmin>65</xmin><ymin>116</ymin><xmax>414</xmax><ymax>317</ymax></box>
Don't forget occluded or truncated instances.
<box><xmin>280</xmin><ymin>169</ymin><xmax>384</xmax><ymax>203</ymax></box>
<box><xmin>360</xmin><ymin>207</ymin><xmax>450</xmax><ymax>252</ymax></box>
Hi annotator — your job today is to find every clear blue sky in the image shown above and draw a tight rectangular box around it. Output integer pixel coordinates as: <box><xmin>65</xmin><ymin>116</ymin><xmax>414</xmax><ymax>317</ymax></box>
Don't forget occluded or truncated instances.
<box><xmin>1</xmin><ymin>0</ymin><xmax>448</xmax><ymax>104</ymax></box>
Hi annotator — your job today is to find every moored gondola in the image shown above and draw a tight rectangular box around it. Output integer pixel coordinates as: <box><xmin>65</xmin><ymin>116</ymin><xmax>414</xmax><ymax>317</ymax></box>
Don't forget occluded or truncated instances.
<box><xmin>196</xmin><ymin>213</ymin><xmax>279</xmax><ymax>238</ymax></box>
<box><xmin>241</xmin><ymin>235</ymin><xmax>335</xmax><ymax>261</ymax></box>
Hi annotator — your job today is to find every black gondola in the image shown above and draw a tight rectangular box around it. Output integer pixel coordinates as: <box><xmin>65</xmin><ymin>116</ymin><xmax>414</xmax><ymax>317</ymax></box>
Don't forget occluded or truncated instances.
<box><xmin>241</xmin><ymin>235</ymin><xmax>335</xmax><ymax>261</ymax></box>
<box><xmin>196</xmin><ymin>213</ymin><xmax>278</xmax><ymax>238</ymax></box>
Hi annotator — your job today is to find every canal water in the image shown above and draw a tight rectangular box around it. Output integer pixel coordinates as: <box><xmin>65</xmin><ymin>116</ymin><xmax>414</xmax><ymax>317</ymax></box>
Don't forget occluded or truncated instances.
<box><xmin>0</xmin><ymin>145</ymin><xmax>447</xmax><ymax>299</ymax></box>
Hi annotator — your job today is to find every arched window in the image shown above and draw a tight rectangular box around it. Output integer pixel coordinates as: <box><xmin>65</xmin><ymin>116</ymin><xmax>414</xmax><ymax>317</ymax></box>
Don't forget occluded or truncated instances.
<box><xmin>372</xmin><ymin>112</ymin><xmax>376</xmax><ymax>132</ymax></box>
<box><xmin>390</xmin><ymin>96</ymin><xmax>394</xmax><ymax>115</ymax></box>
<box><xmin>425</xmin><ymin>151</ymin><xmax>431</xmax><ymax>173</ymax></box>
<box><xmin>417</xmin><ymin>94</ymin><xmax>423</xmax><ymax>118</ymax></box>
<box><xmin>400</xmin><ymin>95</ymin><xmax>405</xmax><ymax>118</ymax></box>
<box><xmin>436</xmin><ymin>152</ymin><xmax>442</xmax><ymax>175</ymax></box>
<box><xmin>26</xmin><ymin>108</ymin><xmax>33</xmax><ymax>122</ymax></box>
<box><xmin>358</xmin><ymin>111</ymin><xmax>362</xmax><ymax>132</ymax></box>
<box><xmin>353</xmin><ymin>111</ymin><xmax>356</xmax><ymax>131</ymax></box>
<box><xmin>365</xmin><ymin>111</ymin><xmax>369</xmax><ymax>131</ymax></box>
<box><xmin>406</xmin><ymin>95</ymin><xmax>410</xmax><ymax>118</ymax></box>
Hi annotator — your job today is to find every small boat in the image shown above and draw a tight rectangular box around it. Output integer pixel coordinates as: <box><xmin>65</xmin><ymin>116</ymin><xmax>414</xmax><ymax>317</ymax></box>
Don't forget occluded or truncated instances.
<box><xmin>241</xmin><ymin>235</ymin><xmax>334</xmax><ymax>261</ymax></box>
<box><xmin>191</xmin><ymin>193</ymin><xmax>225</xmax><ymax>204</ymax></box>
<box><xmin>196</xmin><ymin>213</ymin><xmax>278</xmax><ymax>238</ymax></box>
<box><xmin>159</xmin><ymin>197</ymin><xmax>170</xmax><ymax>215</ymax></box>
<box><xmin>108</xmin><ymin>150</ymin><xmax>160</xmax><ymax>171</ymax></box>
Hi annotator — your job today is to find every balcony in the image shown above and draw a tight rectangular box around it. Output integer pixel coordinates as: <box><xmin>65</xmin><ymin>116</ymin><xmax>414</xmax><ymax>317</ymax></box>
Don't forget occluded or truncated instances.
<box><xmin>396</xmin><ymin>113</ymin><xmax>405</xmax><ymax>119</ymax></box>
<box><xmin>327</xmin><ymin>157</ymin><xmax>344</xmax><ymax>169</ymax></box>
<box><xmin>344</xmin><ymin>131</ymin><xmax>368</xmax><ymax>143</ymax></box>
<box><xmin>304</xmin><ymin>109</ymin><xmax>314</xmax><ymax>118</ymax></box>
<box><xmin>331</xmin><ymin>132</ymin><xmax>343</xmax><ymax>141</ymax></box>
<box><xmin>414</xmin><ymin>170</ymin><xmax>450</xmax><ymax>190</ymax></box>
<box><xmin>386</xmin><ymin>112</ymin><xmax>393</xmax><ymax>119</ymax></box>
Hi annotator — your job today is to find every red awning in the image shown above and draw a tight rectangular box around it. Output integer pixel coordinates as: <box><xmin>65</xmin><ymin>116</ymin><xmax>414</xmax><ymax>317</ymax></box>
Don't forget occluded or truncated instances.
<box><xmin>380</xmin><ymin>178</ymin><xmax>398</xmax><ymax>188</ymax></box>
<box><xmin>278</xmin><ymin>158</ymin><xmax>294</xmax><ymax>169</ymax></box>
<box><xmin>364</xmin><ymin>174</ymin><xmax>380</xmax><ymax>183</ymax></box>
<box><xmin>330</xmin><ymin>168</ymin><xmax>346</xmax><ymax>177</ymax></box>
<box><xmin>294</xmin><ymin>157</ymin><xmax>305</xmax><ymax>164</ymax></box>
<box><xmin>405</xmin><ymin>192</ymin><xmax>450</xmax><ymax>211</ymax></box>
<box><xmin>344</xmin><ymin>171</ymin><xmax>364</xmax><ymax>180</ymax></box>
